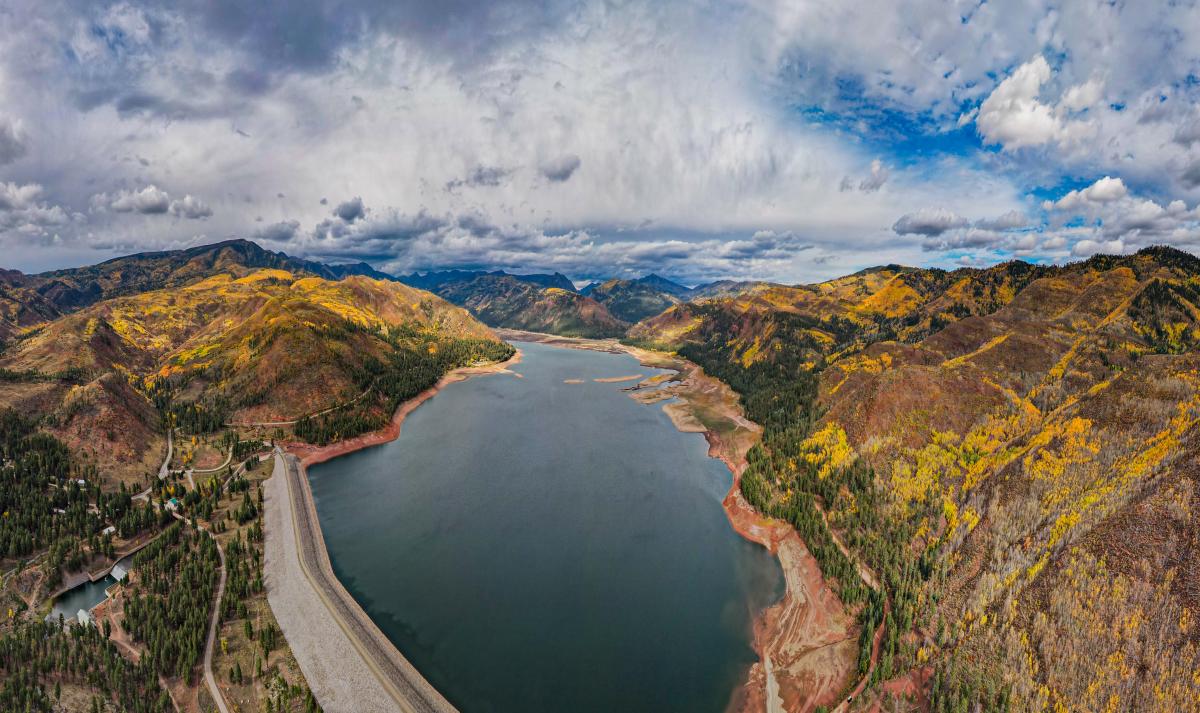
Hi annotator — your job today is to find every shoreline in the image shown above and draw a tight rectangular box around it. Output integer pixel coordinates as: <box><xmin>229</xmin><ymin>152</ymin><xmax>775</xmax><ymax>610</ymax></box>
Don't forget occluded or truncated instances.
<box><xmin>287</xmin><ymin>348</ymin><xmax>523</xmax><ymax>467</ymax></box>
<box><xmin>266</xmin><ymin>349</ymin><xmax>521</xmax><ymax>712</ymax></box>
<box><xmin>503</xmin><ymin>329</ymin><xmax>856</xmax><ymax>713</ymax></box>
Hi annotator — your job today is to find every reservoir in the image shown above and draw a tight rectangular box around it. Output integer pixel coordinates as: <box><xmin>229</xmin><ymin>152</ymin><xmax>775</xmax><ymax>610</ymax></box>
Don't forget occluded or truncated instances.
<box><xmin>48</xmin><ymin>555</ymin><xmax>131</xmax><ymax>623</ymax></box>
<box><xmin>307</xmin><ymin>340</ymin><xmax>784</xmax><ymax>713</ymax></box>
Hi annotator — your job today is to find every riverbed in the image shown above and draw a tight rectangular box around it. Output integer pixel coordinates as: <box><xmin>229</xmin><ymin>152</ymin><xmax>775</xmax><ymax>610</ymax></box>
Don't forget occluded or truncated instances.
<box><xmin>307</xmin><ymin>340</ymin><xmax>784</xmax><ymax>713</ymax></box>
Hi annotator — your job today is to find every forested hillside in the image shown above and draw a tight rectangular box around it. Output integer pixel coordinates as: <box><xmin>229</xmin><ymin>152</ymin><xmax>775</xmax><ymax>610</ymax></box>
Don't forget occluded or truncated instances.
<box><xmin>0</xmin><ymin>240</ymin><xmax>510</xmax><ymax>711</ymax></box>
<box><xmin>633</xmin><ymin>246</ymin><xmax>1200</xmax><ymax>711</ymax></box>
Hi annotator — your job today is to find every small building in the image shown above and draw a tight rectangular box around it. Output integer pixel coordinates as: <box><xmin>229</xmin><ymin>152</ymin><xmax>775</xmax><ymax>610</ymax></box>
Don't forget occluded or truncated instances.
<box><xmin>100</xmin><ymin>525</ymin><xmax>116</xmax><ymax>537</ymax></box>
<box><xmin>111</xmin><ymin>563</ymin><xmax>128</xmax><ymax>582</ymax></box>
<box><xmin>76</xmin><ymin>479</ymin><xmax>87</xmax><ymax>487</ymax></box>
<box><xmin>165</xmin><ymin>497</ymin><xmax>181</xmax><ymax>512</ymax></box>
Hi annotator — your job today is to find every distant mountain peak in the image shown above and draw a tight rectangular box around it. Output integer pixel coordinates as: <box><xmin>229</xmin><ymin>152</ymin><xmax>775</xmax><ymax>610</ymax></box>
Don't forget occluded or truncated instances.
<box><xmin>398</xmin><ymin>269</ymin><xmax>576</xmax><ymax>293</ymax></box>
<box><xmin>633</xmin><ymin>273</ymin><xmax>692</xmax><ymax>297</ymax></box>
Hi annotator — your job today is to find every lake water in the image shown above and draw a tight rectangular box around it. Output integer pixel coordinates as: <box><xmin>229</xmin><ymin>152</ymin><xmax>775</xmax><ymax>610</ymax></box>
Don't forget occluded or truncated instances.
<box><xmin>308</xmin><ymin>341</ymin><xmax>784</xmax><ymax>713</ymax></box>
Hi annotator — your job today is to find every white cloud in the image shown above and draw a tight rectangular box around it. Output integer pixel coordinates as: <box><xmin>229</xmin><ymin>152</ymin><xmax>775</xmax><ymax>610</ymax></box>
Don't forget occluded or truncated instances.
<box><xmin>1071</xmin><ymin>238</ymin><xmax>1125</xmax><ymax>257</ymax></box>
<box><xmin>1044</xmin><ymin>176</ymin><xmax>1128</xmax><ymax>213</ymax></box>
<box><xmin>0</xmin><ymin>181</ymin><xmax>44</xmax><ymax>211</ymax></box>
<box><xmin>93</xmin><ymin>185</ymin><xmax>212</xmax><ymax>219</ymax></box>
<box><xmin>0</xmin><ymin>181</ymin><xmax>71</xmax><ymax>236</ymax></box>
<box><xmin>0</xmin><ymin>0</ymin><xmax>1033</xmax><ymax>280</ymax></box>
<box><xmin>1061</xmin><ymin>78</ymin><xmax>1104</xmax><ymax>112</ymax></box>
<box><xmin>169</xmin><ymin>195</ymin><xmax>213</xmax><ymax>219</ymax></box>
<box><xmin>103</xmin><ymin>185</ymin><xmax>171</xmax><ymax>214</ymax></box>
<box><xmin>976</xmin><ymin>210</ymin><xmax>1029</xmax><ymax>231</ymax></box>
<box><xmin>976</xmin><ymin>56</ymin><xmax>1062</xmax><ymax>150</ymax></box>
<box><xmin>858</xmin><ymin>159</ymin><xmax>889</xmax><ymax>192</ymax></box>
<box><xmin>975</xmin><ymin>56</ymin><xmax>1098</xmax><ymax>151</ymax></box>
<box><xmin>13</xmin><ymin>0</ymin><xmax>1200</xmax><ymax>279</ymax></box>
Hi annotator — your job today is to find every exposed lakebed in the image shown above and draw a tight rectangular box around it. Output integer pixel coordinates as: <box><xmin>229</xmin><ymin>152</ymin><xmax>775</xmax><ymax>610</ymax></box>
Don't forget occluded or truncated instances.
<box><xmin>307</xmin><ymin>340</ymin><xmax>784</xmax><ymax>712</ymax></box>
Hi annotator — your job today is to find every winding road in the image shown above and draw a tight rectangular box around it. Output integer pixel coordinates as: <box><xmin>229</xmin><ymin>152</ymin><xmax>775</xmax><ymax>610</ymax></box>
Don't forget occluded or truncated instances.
<box><xmin>202</xmin><ymin>537</ymin><xmax>231</xmax><ymax>713</ymax></box>
<box><xmin>819</xmin><ymin>503</ymin><xmax>889</xmax><ymax>713</ymax></box>
<box><xmin>168</xmin><ymin>505</ymin><xmax>231</xmax><ymax>713</ymax></box>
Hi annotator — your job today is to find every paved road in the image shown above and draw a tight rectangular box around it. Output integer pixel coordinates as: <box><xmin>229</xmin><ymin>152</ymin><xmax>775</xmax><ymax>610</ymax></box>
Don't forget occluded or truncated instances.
<box><xmin>167</xmin><ymin>507</ymin><xmax>231</xmax><ymax>713</ymax></box>
<box><xmin>158</xmin><ymin>429</ymin><xmax>173</xmax><ymax>479</ymax></box>
<box><xmin>134</xmin><ymin>429</ymin><xmax>175</xmax><ymax>502</ymax></box>
<box><xmin>202</xmin><ymin>537</ymin><xmax>231</xmax><ymax>713</ymax></box>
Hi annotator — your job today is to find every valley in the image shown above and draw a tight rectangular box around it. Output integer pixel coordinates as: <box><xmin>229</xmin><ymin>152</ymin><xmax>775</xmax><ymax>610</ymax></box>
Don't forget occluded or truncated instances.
<box><xmin>9</xmin><ymin>5</ymin><xmax>1200</xmax><ymax>712</ymax></box>
<box><xmin>2</xmin><ymin>239</ymin><xmax>1199</xmax><ymax>713</ymax></box>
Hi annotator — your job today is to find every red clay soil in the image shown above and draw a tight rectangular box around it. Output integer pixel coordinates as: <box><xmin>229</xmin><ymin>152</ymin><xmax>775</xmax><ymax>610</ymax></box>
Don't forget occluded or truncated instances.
<box><xmin>286</xmin><ymin>349</ymin><xmax>522</xmax><ymax>467</ymax></box>
<box><xmin>618</xmin><ymin>348</ymin><xmax>858</xmax><ymax>713</ymax></box>
<box><xmin>877</xmin><ymin>667</ymin><xmax>932</xmax><ymax>711</ymax></box>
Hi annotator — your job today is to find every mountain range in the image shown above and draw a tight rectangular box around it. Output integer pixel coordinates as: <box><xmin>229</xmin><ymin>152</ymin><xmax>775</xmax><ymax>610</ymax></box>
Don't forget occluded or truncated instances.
<box><xmin>4</xmin><ymin>238</ymin><xmax>1200</xmax><ymax>711</ymax></box>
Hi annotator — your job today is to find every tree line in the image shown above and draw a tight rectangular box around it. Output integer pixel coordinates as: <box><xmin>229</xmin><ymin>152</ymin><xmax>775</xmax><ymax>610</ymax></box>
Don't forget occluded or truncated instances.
<box><xmin>0</xmin><ymin>619</ymin><xmax>171</xmax><ymax>712</ymax></box>
<box><xmin>295</xmin><ymin>333</ymin><xmax>513</xmax><ymax>445</ymax></box>
<box><xmin>0</xmin><ymin>409</ymin><xmax>166</xmax><ymax>588</ymax></box>
<box><xmin>123</xmin><ymin>521</ymin><xmax>219</xmax><ymax>681</ymax></box>
<box><xmin>669</xmin><ymin>314</ymin><xmax>963</xmax><ymax>702</ymax></box>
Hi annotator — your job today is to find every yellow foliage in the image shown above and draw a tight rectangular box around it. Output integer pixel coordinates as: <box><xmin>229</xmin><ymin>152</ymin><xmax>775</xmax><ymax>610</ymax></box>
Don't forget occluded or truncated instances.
<box><xmin>943</xmin><ymin>497</ymin><xmax>959</xmax><ymax>532</ymax></box>
<box><xmin>740</xmin><ymin>337</ymin><xmax>761</xmax><ymax>368</ymax></box>
<box><xmin>233</xmin><ymin>269</ymin><xmax>294</xmax><ymax>284</ymax></box>
<box><xmin>800</xmin><ymin>423</ymin><xmax>855</xmax><ymax>480</ymax></box>
<box><xmin>1027</xmin><ymin>551</ymin><xmax>1049</xmax><ymax>581</ymax></box>
<box><xmin>856</xmin><ymin>275</ymin><xmax>922</xmax><ymax>318</ymax></box>
<box><xmin>961</xmin><ymin>506</ymin><xmax>981</xmax><ymax>533</ymax></box>
<box><xmin>943</xmin><ymin>333</ymin><xmax>1010</xmax><ymax>369</ymax></box>
<box><xmin>1048</xmin><ymin>336</ymin><xmax>1086</xmax><ymax>380</ymax></box>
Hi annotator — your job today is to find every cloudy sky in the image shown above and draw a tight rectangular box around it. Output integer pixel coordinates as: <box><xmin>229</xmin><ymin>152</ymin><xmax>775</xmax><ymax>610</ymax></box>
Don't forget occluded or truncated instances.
<box><xmin>4</xmin><ymin>0</ymin><xmax>1200</xmax><ymax>284</ymax></box>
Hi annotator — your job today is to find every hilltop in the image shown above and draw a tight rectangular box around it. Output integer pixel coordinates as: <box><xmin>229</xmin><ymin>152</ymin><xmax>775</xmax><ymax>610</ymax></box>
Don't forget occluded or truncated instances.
<box><xmin>398</xmin><ymin>268</ymin><xmax>576</xmax><ymax>293</ymax></box>
<box><xmin>580</xmin><ymin>277</ymin><xmax>687</xmax><ymax>323</ymax></box>
<box><xmin>0</xmin><ymin>239</ymin><xmax>393</xmax><ymax>340</ymax></box>
<box><xmin>0</xmin><ymin>243</ymin><xmax>506</xmax><ymax>485</ymax></box>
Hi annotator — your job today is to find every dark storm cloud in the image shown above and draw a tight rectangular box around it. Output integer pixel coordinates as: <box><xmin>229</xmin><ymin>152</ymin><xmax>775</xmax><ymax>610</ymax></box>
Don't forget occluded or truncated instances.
<box><xmin>539</xmin><ymin>154</ymin><xmax>581</xmax><ymax>182</ymax></box>
<box><xmin>170</xmin><ymin>0</ymin><xmax>574</xmax><ymax>75</ymax></box>
<box><xmin>334</xmin><ymin>196</ymin><xmax>366</xmax><ymax>223</ymax></box>
<box><xmin>892</xmin><ymin>208</ymin><xmax>969</xmax><ymax>236</ymax></box>
<box><xmin>1182</xmin><ymin>160</ymin><xmax>1200</xmax><ymax>189</ymax></box>
<box><xmin>254</xmin><ymin>219</ymin><xmax>300</xmax><ymax>242</ymax></box>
